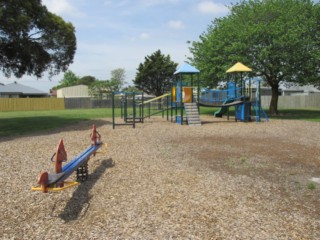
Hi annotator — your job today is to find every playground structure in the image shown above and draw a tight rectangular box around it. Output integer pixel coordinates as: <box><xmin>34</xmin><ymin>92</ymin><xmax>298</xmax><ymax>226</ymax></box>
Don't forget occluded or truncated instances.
<box><xmin>199</xmin><ymin>62</ymin><xmax>268</xmax><ymax>122</ymax></box>
<box><xmin>112</xmin><ymin>91</ymin><xmax>144</xmax><ymax>129</ymax></box>
<box><xmin>112</xmin><ymin>91</ymin><xmax>171</xmax><ymax>129</ymax></box>
<box><xmin>112</xmin><ymin>91</ymin><xmax>172</xmax><ymax>129</ymax></box>
<box><xmin>171</xmin><ymin>63</ymin><xmax>201</xmax><ymax>125</ymax></box>
<box><xmin>32</xmin><ymin>125</ymin><xmax>104</xmax><ymax>193</ymax></box>
<box><xmin>112</xmin><ymin>63</ymin><xmax>202</xmax><ymax>128</ymax></box>
<box><xmin>111</xmin><ymin>62</ymin><xmax>268</xmax><ymax>128</ymax></box>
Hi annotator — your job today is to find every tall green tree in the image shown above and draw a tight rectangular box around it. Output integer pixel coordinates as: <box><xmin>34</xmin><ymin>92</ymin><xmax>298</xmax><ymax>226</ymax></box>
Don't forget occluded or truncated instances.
<box><xmin>134</xmin><ymin>50</ymin><xmax>178</xmax><ymax>96</ymax></box>
<box><xmin>189</xmin><ymin>0</ymin><xmax>320</xmax><ymax>114</ymax></box>
<box><xmin>89</xmin><ymin>80</ymin><xmax>110</xmax><ymax>99</ymax></box>
<box><xmin>78</xmin><ymin>75</ymin><xmax>97</xmax><ymax>86</ymax></box>
<box><xmin>110</xmin><ymin>68</ymin><xmax>126</xmax><ymax>92</ymax></box>
<box><xmin>53</xmin><ymin>70</ymin><xmax>79</xmax><ymax>89</ymax></box>
<box><xmin>0</xmin><ymin>0</ymin><xmax>76</xmax><ymax>78</ymax></box>
<box><xmin>89</xmin><ymin>79</ymin><xmax>121</xmax><ymax>99</ymax></box>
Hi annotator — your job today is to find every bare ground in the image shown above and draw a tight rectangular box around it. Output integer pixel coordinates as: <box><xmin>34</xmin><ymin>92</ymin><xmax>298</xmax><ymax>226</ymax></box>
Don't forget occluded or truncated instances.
<box><xmin>0</xmin><ymin>116</ymin><xmax>319</xmax><ymax>239</ymax></box>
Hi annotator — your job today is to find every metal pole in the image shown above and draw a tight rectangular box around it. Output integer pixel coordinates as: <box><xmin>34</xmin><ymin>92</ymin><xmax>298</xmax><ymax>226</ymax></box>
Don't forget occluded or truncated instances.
<box><xmin>258</xmin><ymin>81</ymin><xmax>261</xmax><ymax>122</ymax></box>
<box><xmin>191</xmin><ymin>74</ymin><xmax>194</xmax><ymax>102</ymax></box>
<box><xmin>166</xmin><ymin>95</ymin><xmax>169</xmax><ymax>121</ymax></box>
<box><xmin>120</xmin><ymin>96</ymin><xmax>123</xmax><ymax>119</ymax></box>
<box><xmin>197</xmin><ymin>73</ymin><xmax>200</xmax><ymax>114</ymax></box>
<box><xmin>142</xmin><ymin>92</ymin><xmax>144</xmax><ymax>123</ymax></box>
<box><xmin>133</xmin><ymin>92</ymin><xmax>136</xmax><ymax>128</ymax></box>
<box><xmin>112</xmin><ymin>92</ymin><xmax>115</xmax><ymax>129</ymax></box>
<box><xmin>124</xmin><ymin>93</ymin><xmax>127</xmax><ymax>123</ymax></box>
<box><xmin>180</xmin><ymin>75</ymin><xmax>183</xmax><ymax>125</ymax></box>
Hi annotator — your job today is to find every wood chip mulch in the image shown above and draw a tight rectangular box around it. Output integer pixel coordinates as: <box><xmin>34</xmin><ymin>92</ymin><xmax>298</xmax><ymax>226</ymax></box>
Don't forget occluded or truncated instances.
<box><xmin>0</xmin><ymin>116</ymin><xmax>319</xmax><ymax>239</ymax></box>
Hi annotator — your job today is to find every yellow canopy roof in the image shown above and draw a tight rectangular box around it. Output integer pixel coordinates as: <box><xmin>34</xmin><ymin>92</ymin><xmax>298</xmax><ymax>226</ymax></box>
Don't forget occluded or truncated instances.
<box><xmin>226</xmin><ymin>62</ymin><xmax>252</xmax><ymax>73</ymax></box>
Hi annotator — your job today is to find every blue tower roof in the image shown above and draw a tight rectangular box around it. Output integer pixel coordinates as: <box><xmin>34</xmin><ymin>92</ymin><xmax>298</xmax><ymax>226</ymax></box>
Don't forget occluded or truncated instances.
<box><xmin>174</xmin><ymin>63</ymin><xmax>200</xmax><ymax>75</ymax></box>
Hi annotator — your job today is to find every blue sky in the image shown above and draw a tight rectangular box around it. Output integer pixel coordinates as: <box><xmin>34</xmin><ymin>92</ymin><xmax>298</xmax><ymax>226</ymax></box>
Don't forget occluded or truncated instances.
<box><xmin>0</xmin><ymin>0</ymin><xmax>235</xmax><ymax>92</ymax></box>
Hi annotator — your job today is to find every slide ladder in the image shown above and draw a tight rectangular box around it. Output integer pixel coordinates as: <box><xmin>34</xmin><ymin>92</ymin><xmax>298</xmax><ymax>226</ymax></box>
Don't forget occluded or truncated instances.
<box><xmin>184</xmin><ymin>102</ymin><xmax>201</xmax><ymax>126</ymax></box>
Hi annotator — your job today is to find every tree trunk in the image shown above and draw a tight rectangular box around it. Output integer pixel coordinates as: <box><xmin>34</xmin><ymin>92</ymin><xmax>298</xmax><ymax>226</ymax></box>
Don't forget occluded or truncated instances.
<box><xmin>269</xmin><ymin>85</ymin><xmax>279</xmax><ymax>115</ymax></box>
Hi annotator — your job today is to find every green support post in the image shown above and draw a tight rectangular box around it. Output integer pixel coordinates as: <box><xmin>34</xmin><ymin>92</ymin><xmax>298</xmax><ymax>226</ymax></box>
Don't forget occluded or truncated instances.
<box><xmin>166</xmin><ymin>95</ymin><xmax>169</xmax><ymax>121</ymax></box>
<box><xmin>112</xmin><ymin>92</ymin><xmax>115</xmax><ymax>129</ymax></box>
<box><xmin>180</xmin><ymin>78</ymin><xmax>183</xmax><ymax>125</ymax></box>
<box><xmin>133</xmin><ymin>92</ymin><xmax>136</xmax><ymax>128</ymax></box>
<box><xmin>141</xmin><ymin>92</ymin><xmax>144</xmax><ymax>123</ymax></box>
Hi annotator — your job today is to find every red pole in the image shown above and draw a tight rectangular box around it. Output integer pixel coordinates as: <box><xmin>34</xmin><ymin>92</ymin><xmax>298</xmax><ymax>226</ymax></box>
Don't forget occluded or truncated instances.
<box><xmin>54</xmin><ymin>139</ymin><xmax>67</xmax><ymax>174</ymax></box>
<box><xmin>90</xmin><ymin>124</ymin><xmax>101</xmax><ymax>156</ymax></box>
<box><xmin>38</xmin><ymin>172</ymin><xmax>49</xmax><ymax>193</ymax></box>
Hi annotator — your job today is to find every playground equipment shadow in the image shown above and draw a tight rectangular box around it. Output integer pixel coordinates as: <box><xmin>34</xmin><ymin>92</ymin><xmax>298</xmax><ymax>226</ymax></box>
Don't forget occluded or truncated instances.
<box><xmin>58</xmin><ymin>158</ymin><xmax>115</xmax><ymax>222</ymax></box>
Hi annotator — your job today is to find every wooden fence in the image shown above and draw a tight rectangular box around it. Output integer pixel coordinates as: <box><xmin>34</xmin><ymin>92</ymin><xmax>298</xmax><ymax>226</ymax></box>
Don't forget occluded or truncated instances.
<box><xmin>261</xmin><ymin>95</ymin><xmax>320</xmax><ymax>109</ymax></box>
<box><xmin>0</xmin><ymin>95</ymin><xmax>320</xmax><ymax>111</ymax></box>
<box><xmin>0</xmin><ymin>98</ymin><xmax>65</xmax><ymax>111</ymax></box>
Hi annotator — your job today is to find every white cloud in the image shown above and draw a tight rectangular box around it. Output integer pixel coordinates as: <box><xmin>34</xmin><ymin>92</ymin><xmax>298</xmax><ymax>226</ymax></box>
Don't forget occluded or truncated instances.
<box><xmin>198</xmin><ymin>1</ymin><xmax>228</xmax><ymax>14</ymax></box>
<box><xmin>42</xmin><ymin>0</ymin><xmax>84</xmax><ymax>18</ymax></box>
<box><xmin>168</xmin><ymin>20</ymin><xmax>185</xmax><ymax>30</ymax></box>
<box><xmin>139</xmin><ymin>33</ymin><xmax>150</xmax><ymax>40</ymax></box>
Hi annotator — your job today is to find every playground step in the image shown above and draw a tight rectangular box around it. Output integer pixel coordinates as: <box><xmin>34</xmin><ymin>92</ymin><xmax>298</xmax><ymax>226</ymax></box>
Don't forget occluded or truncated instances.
<box><xmin>184</xmin><ymin>103</ymin><xmax>201</xmax><ymax>126</ymax></box>
<box><xmin>185</xmin><ymin>109</ymin><xmax>199</xmax><ymax>112</ymax></box>
<box><xmin>188</xmin><ymin>119</ymin><xmax>201</xmax><ymax>123</ymax></box>
<box><xmin>184</xmin><ymin>106</ymin><xmax>198</xmax><ymax>110</ymax></box>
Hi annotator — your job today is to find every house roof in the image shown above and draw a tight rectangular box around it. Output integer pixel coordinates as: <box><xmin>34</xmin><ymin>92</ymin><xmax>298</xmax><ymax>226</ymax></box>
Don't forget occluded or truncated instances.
<box><xmin>0</xmin><ymin>82</ymin><xmax>47</xmax><ymax>95</ymax></box>
<box><xmin>58</xmin><ymin>84</ymin><xmax>88</xmax><ymax>91</ymax></box>
<box><xmin>281</xmin><ymin>84</ymin><xmax>320</xmax><ymax>93</ymax></box>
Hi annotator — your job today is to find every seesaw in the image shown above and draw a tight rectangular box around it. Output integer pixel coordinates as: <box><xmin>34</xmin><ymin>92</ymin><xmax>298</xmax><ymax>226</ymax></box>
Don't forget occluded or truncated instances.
<box><xmin>32</xmin><ymin>125</ymin><xmax>106</xmax><ymax>193</ymax></box>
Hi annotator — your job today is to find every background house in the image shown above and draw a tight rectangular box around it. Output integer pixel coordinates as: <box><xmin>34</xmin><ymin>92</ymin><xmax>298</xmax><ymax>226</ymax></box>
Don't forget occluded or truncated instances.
<box><xmin>0</xmin><ymin>82</ymin><xmax>48</xmax><ymax>98</ymax></box>
<box><xmin>281</xmin><ymin>85</ymin><xmax>320</xmax><ymax>96</ymax></box>
<box><xmin>57</xmin><ymin>85</ymin><xmax>89</xmax><ymax>98</ymax></box>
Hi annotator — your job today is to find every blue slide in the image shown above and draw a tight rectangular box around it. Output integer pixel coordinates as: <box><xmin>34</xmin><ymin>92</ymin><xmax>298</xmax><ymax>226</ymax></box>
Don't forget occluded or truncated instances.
<box><xmin>214</xmin><ymin>98</ymin><xmax>234</xmax><ymax>118</ymax></box>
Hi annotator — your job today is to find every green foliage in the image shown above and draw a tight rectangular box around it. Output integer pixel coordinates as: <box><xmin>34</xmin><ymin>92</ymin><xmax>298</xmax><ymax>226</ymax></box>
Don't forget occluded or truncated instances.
<box><xmin>52</xmin><ymin>69</ymin><xmax>126</xmax><ymax>97</ymax></box>
<box><xmin>190</xmin><ymin>0</ymin><xmax>320</xmax><ymax>114</ymax></box>
<box><xmin>122</xmin><ymin>85</ymin><xmax>140</xmax><ymax>92</ymax></box>
<box><xmin>89</xmin><ymin>80</ymin><xmax>112</xmax><ymax>99</ymax></box>
<box><xmin>307</xmin><ymin>182</ymin><xmax>316</xmax><ymax>190</ymax></box>
<box><xmin>0</xmin><ymin>0</ymin><xmax>76</xmax><ymax>78</ymax></box>
<box><xmin>110</xmin><ymin>68</ymin><xmax>126</xmax><ymax>92</ymax></box>
<box><xmin>88</xmin><ymin>68</ymin><xmax>127</xmax><ymax>98</ymax></box>
<box><xmin>134</xmin><ymin>50</ymin><xmax>178</xmax><ymax>96</ymax></box>
<box><xmin>53</xmin><ymin>70</ymin><xmax>79</xmax><ymax>90</ymax></box>
<box><xmin>78</xmin><ymin>75</ymin><xmax>97</xmax><ymax>86</ymax></box>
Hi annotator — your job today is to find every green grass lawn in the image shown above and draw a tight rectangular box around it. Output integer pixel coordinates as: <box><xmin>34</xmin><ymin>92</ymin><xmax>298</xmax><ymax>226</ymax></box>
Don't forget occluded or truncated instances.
<box><xmin>270</xmin><ymin>109</ymin><xmax>320</xmax><ymax>122</ymax></box>
<box><xmin>200</xmin><ymin>107</ymin><xmax>320</xmax><ymax>122</ymax></box>
<box><xmin>0</xmin><ymin>107</ymin><xmax>319</xmax><ymax>137</ymax></box>
<box><xmin>0</xmin><ymin>108</ymin><xmax>115</xmax><ymax>137</ymax></box>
